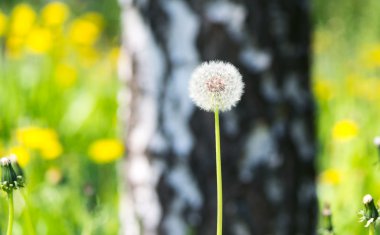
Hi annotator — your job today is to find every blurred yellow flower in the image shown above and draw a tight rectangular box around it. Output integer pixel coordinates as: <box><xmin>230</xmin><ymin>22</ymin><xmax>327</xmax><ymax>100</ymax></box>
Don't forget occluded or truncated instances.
<box><xmin>313</xmin><ymin>78</ymin><xmax>333</xmax><ymax>101</ymax></box>
<box><xmin>6</xmin><ymin>35</ymin><xmax>24</xmax><ymax>58</ymax></box>
<box><xmin>319</xmin><ymin>168</ymin><xmax>342</xmax><ymax>185</ymax></box>
<box><xmin>40</xmin><ymin>139</ymin><xmax>63</xmax><ymax>160</ymax></box>
<box><xmin>343</xmin><ymin>73</ymin><xmax>380</xmax><ymax>100</ymax></box>
<box><xmin>17</xmin><ymin>126</ymin><xmax>57</xmax><ymax>148</ymax></box>
<box><xmin>8</xmin><ymin>146</ymin><xmax>31</xmax><ymax>167</ymax></box>
<box><xmin>0</xmin><ymin>11</ymin><xmax>7</xmax><ymax>36</ymax></box>
<box><xmin>108</xmin><ymin>47</ymin><xmax>120</xmax><ymax>68</ymax></box>
<box><xmin>26</xmin><ymin>27</ymin><xmax>53</xmax><ymax>54</ymax></box>
<box><xmin>332</xmin><ymin>119</ymin><xmax>359</xmax><ymax>141</ymax></box>
<box><xmin>55</xmin><ymin>63</ymin><xmax>78</xmax><ymax>88</ymax></box>
<box><xmin>88</xmin><ymin>139</ymin><xmax>124</xmax><ymax>164</ymax></box>
<box><xmin>10</xmin><ymin>4</ymin><xmax>36</xmax><ymax>36</ymax></box>
<box><xmin>42</xmin><ymin>1</ymin><xmax>70</xmax><ymax>26</ymax></box>
<box><xmin>16</xmin><ymin>126</ymin><xmax>63</xmax><ymax>159</ymax></box>
<box><xmin>361</xmin><ymin>44</ymin><xmax>380</xmax><ymax>68</ymax></box>
<box><xmin>82</xmin><ymin>12</ymin><xmax>104</xmax><ymax>29</ymax></box>
<box><xmin>69</xmin><ymin>17</ymin><xmax>101</xmax><ymax>46</ymax></box>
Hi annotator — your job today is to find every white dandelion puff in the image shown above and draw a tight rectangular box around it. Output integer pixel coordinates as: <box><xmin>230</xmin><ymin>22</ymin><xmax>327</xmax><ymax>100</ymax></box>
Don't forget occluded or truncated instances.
<box><xmin>0</xmin><ymin>157</ymin><xmax>11</xmax><ymax>166</ymax></box>
<box><xmin>374</xmin><ymin>136</ymin><xmax>380</xmax><ymax>147</ymax></box>
<box><xmin>363</xmin><ymin>194</ymin><xmax>373</xmax><ymax>204</ymax></box>
<box><xmin>189</xmin><ymin>60</ymin><xmax>244</xmax><ymax>112</ymax></box>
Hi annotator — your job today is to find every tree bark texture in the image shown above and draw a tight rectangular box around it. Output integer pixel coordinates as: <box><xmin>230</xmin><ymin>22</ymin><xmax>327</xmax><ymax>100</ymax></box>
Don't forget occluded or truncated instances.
<box><xmin>118</xmin><ymin>0</ymin><xmax>317</xmax><ymax>235</ymax></box>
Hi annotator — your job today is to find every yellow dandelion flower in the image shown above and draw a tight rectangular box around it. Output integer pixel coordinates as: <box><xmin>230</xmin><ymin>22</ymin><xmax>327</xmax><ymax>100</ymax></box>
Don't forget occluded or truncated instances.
<box><xmin>361</xmin><ymin>44</ymin><xmax>380</xmax><ymax>68</ymax></box>
<box><xmin>353</xmin><ymin>78</ymin><xmax>380</xmax><ymax>101</ymax></box>
<box><xmin>88</xmin><ymin>139</ymin><xmax>124</xmax><ymax>164</ymax></box>
<box><xmin>25</xmin><ymin>27</ymin><xmax>53</xmax><ymax>54</ymax></box>
<box><xmin>54</xmin><ymin>63</ymin><xmax>78</xmax><ymax>88</ymax></box>
<box><xmin>313</xmin><ymin>78</ymin><xmax>333</xmax><ymax>101</ymax></box>
<box><xmin>6</xmin><ymin>35</ymin><xmax>24</xmax><ymax>58</ymax></box>
<box><xmin>82</xmin><ymin>12</ymin><xmax>104</xmax><ymax>29</ymax></box>
<box><xmin>345</xmin><ymin>74</ymin><xmax>361</xmax><ymax>96</ymax></box>
<box><xmin>40</xmin><ymin>139</ymin><xmax>63</xmax><ymax>160</ymax></box>
<box><xmin>0</xmin><ymin>11</ymin><xmax>8</xmax><ymax>37</ymax></box>
<box><xmin>42</xmin><ymin>1</ymin><xmax>70</xmax><ymax>26</ymax></box>
<box><xmin>16</xmin><ymin>126</ymin><xmax>57</xmax><ymax>148</ymax></box>
<box><xmin>332</xmin><ymin>119</ymin><xmax>359</xmax><ymax>141</ymax></box>
<box><xmin>10</xmin><ymin>4</ymin><xmax>36</xmax><ymax>36</ymax></box>
<box><xmin>8</xmin><ymin>145</ymin><xmax>31</xmax><ymax>167</ymax></box>
<box><xmin>319</xmin><ymin>168</ymin><xmax>342</xmax><ymax>185</ymax></box>
<box><xmin>69</xmin><ymin>17</ymin><xmax>100</xmax><ymax>46</ymax></box>
<box><xmin>16</xmin><ymin>126</ymin><xmax>63</xmax><ymax>160</ymax></box>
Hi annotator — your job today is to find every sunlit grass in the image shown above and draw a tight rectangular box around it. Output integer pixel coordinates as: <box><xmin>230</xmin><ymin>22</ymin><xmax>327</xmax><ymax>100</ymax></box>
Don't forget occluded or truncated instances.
<box><xmin>0</xmin><ymin>2</ymin><xmax>121</xmax><ymax>234</ymax></box>
<box><xmin>314</xmin><ymin>19</ymin><xmax>380</xmax><ymax>233</ymax></box>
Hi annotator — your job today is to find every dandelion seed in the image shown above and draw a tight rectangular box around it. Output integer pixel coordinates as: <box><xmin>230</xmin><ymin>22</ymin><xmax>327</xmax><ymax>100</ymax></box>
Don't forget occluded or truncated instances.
<box><xmin>189</xmin><ymin>61</ymin><xmax>244</xmax><ymax>112</ymax></box>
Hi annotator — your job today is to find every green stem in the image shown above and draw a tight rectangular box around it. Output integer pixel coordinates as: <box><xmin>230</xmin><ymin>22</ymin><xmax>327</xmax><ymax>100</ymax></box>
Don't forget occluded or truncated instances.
<box><xmin>369</xmin><ymin>223</ymin><xmax>376</xmax><ymax>235</ymax></box>
<box><xmin>21</xmin><ymin>190</ymin><xmax>36</xmax><ymax>235</ymax></box>
<box><xmin>214</xmin><ymin>108</ymin><xmax>223</xmax><ymax>235</ymax></box>
<box><xmin>7</xmin><ymin>190</ymin><xmax>14</xmax><ymax>235</ymax></box>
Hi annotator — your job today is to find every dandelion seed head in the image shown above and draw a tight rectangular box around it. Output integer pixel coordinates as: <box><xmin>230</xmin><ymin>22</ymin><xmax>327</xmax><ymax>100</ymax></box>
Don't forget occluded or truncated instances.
<box><xmin>374</xmin><ymin>136</ymin><xmax>380</xmax><ymax>146</ymax></box>
<box><xmin>206</xmin><ymin>77</ymin><xmax>226</xmax><ymax>93</ymax></box>
<box><xmin>0</xmin><ymin>157</ymin><xmax>11</xmax><ymax>166</ymax></box>
<box><xmin>189</xmin><ymin>60</ymin><xmax>244</xmax><ymax>112</ymax></box>
<box><xmin>363</xmin><ymin>194</ymin><xmax>373</xmax><ymax>204</ymax></box>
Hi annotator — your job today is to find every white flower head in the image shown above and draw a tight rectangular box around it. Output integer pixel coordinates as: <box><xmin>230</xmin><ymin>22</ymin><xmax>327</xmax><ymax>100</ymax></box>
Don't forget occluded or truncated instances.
<box><xmin>0</xmin><ymin>157</ymin><xmax>11</xmax><ymax>166</ymax></box>
<box><xmin>363</xmin><ymin>194</ymin><xmax>373</xmax><ymax>204</ymax></box>
<box><xmin>189</xmin><ymin>61</ymin><xmax>244</xmax><ymax>112</ymax></box>
<box><xmin>374</xmin><ymin>136</ymin><xmax>380</xmax><ymax>146</ymax></box>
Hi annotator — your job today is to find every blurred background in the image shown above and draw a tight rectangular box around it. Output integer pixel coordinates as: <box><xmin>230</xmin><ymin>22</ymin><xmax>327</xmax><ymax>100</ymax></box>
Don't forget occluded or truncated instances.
<box><xmin>0</xmin><ymin>0</ymin><xmax>121</xmax><ymax>234</ymax></box>
<box><xmin>0</xmin><ymin>0</ymin><xmax>379</xmax><ymax>234</ymax></box>
<box><xmin>314</xmin><ymin>0</ymin><xmax>380</xmax><ymax>234</ymax></box>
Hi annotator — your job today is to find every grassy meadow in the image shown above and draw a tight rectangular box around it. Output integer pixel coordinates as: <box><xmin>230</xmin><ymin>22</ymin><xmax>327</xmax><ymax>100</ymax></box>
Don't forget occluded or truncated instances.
<box><xmin>314</xmin><ymin>0</ymin><xmax>380</xmax><ymax>234</ymax></box>
<box><xmin>0</xmin><ymin>2</ymin><xmax>121</xmax><ymax>234</ymax></box>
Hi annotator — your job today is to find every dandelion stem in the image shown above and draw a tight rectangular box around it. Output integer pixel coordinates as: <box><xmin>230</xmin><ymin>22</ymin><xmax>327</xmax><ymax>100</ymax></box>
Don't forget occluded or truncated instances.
<box><xmin>214</xmin><ymin>108</ymin><xmax>223</xmax><ymax>235</ymax></box>
<box><xmin>369</xmin><ymin>223</ymin><xmax>376</xmax><ymax>235</ymax></box>
<box><xmin>7</xmin><ymin>190</ymin><xmax>14</xmax><ymax>235</ymax></box>
<box><xmin>21</xmin><ymin>190</ymin><xmax>36</xmax><ymax>235</ymax></box>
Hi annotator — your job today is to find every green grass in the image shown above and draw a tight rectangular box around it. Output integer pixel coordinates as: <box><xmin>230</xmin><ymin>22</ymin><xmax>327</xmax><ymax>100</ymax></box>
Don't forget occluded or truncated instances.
<box><xmin>314</xmin><ymin>0</ymin><xmax>380</xmax><ymax>232</ymax></box>
<box><xmin>0</xmin><ymin>2</ymin><xmax>121</xmax><ymax>234</ymax></box>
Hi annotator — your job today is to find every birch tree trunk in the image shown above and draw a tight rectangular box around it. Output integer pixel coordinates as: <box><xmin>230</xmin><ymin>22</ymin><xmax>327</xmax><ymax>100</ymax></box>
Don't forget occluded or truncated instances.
<box><xmin>118</xmin><ymin>0</ymin><xmax>317</xmax><ymax>235</ymax></box>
